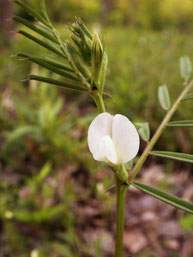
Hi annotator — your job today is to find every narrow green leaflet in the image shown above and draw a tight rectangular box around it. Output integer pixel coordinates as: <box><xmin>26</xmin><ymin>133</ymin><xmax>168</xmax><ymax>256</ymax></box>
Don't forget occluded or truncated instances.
<box><xmin>66</xmin><ymin>42</ymin><xmax>90</xmax><ymax>79</ymax></box>
<box><xmin>132</xmin><ymin>182</ymin><xmax>193</xmax><ymax>214</ymax></box>
<box><xmin>65</xmin><ymin>42</ymin><xmax>91</xmax><ymax>89</ymax></box>
<box><xmin>75</xmin><ymin>17</ymin><xmax>92</xmax><ymax>40</ymax></box>
<box><xmin>28</xmin><ymin>75</ymin><xmax>87</xmax><ymax>91</ymax></box>
<box><xmin>40</xmin><ymin>0</ymin><xmax>50</xmax><ymax>23</ymax></box>
<box><xmin>158</xmin><ymin>84</ymin><xmax>171</xmax><ymax>110</ymax></box>
<box><xmin>15</xmin><ymin>0</ymin><xmax>51</xmax><ymax>28</ymax></box>
<box><xmin>135</xmin><ymin>122</ymin><xmax>150</xmax><ymax>142</ymax></box>
<box><xmin>167</xmin><ymin>120</ymin><xmax>193</xmax><ymax>127</ymax></box>
<box><xmin>180</xmin><ymin>56</ymin><xmax>192</xmax><ymax>82</ymax></box>
<box><xmin>18</xmin><ymin>30</ymin><xmax>65</xmax><ymax>57</ymax></box>
<box><xmin>150</xmin><ymin>151</ymin><xmax>193</xmax><ymax>163</ymax></box>
<box><xmin>17</xmin><ymin>52</ymin><xmax>80</xmax><ymax>82</ymax></box>
<box><xmin>42</xmin><ymin>57</ymin><xmax>73</xmax><ymax>72</ymax></box>
<box><xmin>181</xmin><ymin>93</ymin><xmax>193</xmax><ymax>101</ymax></box>
<box><xmin>14</xmin><ymin>17</ymin><xmax>58</xmax><ymax>44</ymax></box>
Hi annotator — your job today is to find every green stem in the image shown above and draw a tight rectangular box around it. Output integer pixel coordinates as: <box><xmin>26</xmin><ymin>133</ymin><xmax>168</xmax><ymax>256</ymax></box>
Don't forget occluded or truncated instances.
<box><xmin>115</xmin><ymin>176</ymin><xmax>127</xmax><ymax>257</ymax></box>
<box><xmin>130</xmin><ymin>78</ymin><xmax>193</xmax><ymax>182</ymax></box>
<box><xmin>92</xmin><ymin>91</ymin><xmax>106</xmax><ymax>113</ymax></box>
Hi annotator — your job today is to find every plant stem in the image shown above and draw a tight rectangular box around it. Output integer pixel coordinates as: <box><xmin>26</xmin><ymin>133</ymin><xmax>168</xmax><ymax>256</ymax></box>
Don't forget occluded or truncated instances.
<box><xmin>92</xmin><ymin>91</ymin><xmax>106</xmax><ymax>112</ymax></box>
<box><xmin>130</xmin><ymin>78</ymin><xmax>193</xmax><ymax>182</ymax></box>
<box><xmin>115</xmin><ymin>176</ymin><xmax>127</xmax><ymax>257</ymax></box>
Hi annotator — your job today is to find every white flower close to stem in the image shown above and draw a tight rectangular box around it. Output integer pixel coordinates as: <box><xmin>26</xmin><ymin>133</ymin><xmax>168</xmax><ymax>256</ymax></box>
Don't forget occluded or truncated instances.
<box><xmin>88</xmin><ymin>112</ymin><xmax>140</xmax><ymax>165</ymax></box>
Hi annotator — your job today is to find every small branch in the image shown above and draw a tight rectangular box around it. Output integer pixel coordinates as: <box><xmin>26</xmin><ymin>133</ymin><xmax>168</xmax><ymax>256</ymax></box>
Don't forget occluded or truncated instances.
<box><xmin>130</xmin><ymin>78</ymin><xmax>193</xmax><ymax>182</ymax></box>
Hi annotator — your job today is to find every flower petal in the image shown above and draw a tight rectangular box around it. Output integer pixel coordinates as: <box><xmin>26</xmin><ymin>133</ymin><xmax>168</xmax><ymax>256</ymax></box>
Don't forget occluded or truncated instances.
<box><xmin>88</xmin><ymin>112</ymin><xmax>113</xmax><ymax>156</ymax></box>
<box><xmin>93</xmin><ymin>135</ymin><xmax>118</xmax><ymax>164</ymax></box>
<box><xmin>112</xmin><ymin>114</ymin><xmax>140</xmax><ymax>164</ymax></box>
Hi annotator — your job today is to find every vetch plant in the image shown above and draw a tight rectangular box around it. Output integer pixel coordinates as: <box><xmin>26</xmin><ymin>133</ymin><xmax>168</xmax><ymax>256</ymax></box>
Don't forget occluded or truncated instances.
<box><xmin>14</xmin><ymin>1</ymin><xmax>193</xmax><ymax>256</ymax></box>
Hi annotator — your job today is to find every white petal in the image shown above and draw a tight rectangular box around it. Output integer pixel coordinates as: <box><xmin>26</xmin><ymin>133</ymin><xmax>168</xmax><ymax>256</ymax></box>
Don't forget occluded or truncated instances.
<box><xmin>88</xmin><ymin>112</ymin><xmax>113</xmax><ymax>156</ymax></box>
<box><xmin>112</xmin><ymin>114</ymin><xmax>140</xmax><ymax>164</ymax></box>
<box><xmin>93</xmin><ymin>135</ymin><xmax>118</xmax><ymax>164</ymax></box>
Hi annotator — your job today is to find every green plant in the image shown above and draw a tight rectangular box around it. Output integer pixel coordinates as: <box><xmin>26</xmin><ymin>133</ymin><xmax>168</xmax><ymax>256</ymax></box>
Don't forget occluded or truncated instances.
<box><xmin>14</xmin><ymin>1</ymin><xmax>193</xmax><ymax>256</ymax></box>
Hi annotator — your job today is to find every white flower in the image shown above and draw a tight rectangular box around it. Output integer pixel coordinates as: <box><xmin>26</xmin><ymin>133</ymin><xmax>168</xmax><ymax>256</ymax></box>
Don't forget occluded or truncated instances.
<box><xmin>88</xmin><ymin>112</ymin><xmax>140</xmax><ymax>165</ymax></box>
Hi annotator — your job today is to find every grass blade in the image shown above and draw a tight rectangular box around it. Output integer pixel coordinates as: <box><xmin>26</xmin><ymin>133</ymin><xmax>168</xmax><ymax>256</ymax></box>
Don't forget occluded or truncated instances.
<box><xmin>132</xmin><ymin>182</ymin><xmax>193</xmax><ymax>214</ymax></box>
<box><xmin>15</xmin><ymin>0</ymin><xmax>51</xmax><ymax>28</ymax></box>
<box><xmin>14</xmin><ymin>16</ymin><xmax>58</xmax><ymax>44</ymax></box>
<box><xmin>18</xmin><ymin>30</ymin><xmax>65</xmax><ymax>57</ymax></box>
<box><xmin>28</xmin><ymin>75</ymin><xmax>87</xmax><ymax>91</ymax></box>
<box><xmin>150</xmin><ymin>151</ymin><xmax>193</xmax><ymax>163</ymax></box>
<box><xmin>167</xmin><ymin>120</ymin><xmax>193</xmax><ymax>127</ymax></box>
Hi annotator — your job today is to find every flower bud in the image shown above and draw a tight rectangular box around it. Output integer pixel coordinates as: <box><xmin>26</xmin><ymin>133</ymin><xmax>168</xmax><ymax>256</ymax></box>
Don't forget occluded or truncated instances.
<box><xmin>91</xmin><ymin>32</ymin><xmax>103</xmax><ymax>86</ymax></box>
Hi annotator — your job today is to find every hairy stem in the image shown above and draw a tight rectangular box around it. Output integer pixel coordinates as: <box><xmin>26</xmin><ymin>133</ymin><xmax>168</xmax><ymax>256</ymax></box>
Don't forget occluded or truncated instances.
<box><xmin>115</xmin><ymin>176</ymin><xmax>128</xmax><ymax>257</ymax></box>
<box><xmin>130</xmin><ymin>78</ymin><xmax>193</xmax><ymax>182</ymax></box>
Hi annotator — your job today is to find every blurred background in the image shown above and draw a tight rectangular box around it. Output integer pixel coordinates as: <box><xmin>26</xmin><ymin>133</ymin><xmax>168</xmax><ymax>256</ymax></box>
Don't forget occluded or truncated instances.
<box><xmin>0</xmin><ymin>0</ymin><xmax>193</xmax><ymax>256</ymax></box>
